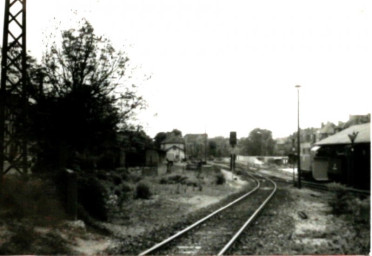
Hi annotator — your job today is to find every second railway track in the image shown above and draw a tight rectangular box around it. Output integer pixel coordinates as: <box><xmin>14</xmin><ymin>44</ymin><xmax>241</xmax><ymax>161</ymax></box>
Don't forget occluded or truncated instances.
<box><xmin>138</xmin><ymin>170</ymin><xmax>277</xmax><ymax>255</ymax></box>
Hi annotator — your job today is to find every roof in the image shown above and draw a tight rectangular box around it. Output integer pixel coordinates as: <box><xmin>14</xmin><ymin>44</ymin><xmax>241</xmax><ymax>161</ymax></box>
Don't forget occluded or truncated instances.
<box><xmin>165</xmin><ymin>145</ymin><xmax>185</xmax><ymax>152</ymax></box>
<box><xmin>161</xmin><ymin>134</ymin><xmax>185</xmax><ymax>144</ymax></box>
<box><xmin>315</xmin><ymin>123</ymin><xmax>370</xmax><ymax>145</ymax></box>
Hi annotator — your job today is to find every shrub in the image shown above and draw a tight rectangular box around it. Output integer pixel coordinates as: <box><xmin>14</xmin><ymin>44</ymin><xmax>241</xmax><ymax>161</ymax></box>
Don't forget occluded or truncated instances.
<box><xmin>129</xmin><ymin>173</ymin><xmax>142</xmax><ymax>183</ymax></box>
<box><xmin>215</xmin><ymin>173</ymin><xmax>226</xmax><ymax>185</ymax></box>
<box><xmin>111</xmin><ymin>173</ymin><xmax>122</xmax><ymax>185</ymax></box>
<box><xmin>121</xmin><ymin>182</ymin><xmax>133</xmax><ymax>192</ymax></box>
<box><xmin>327</xmin><ymin>183</ymin><xmax>354</xmax><ymax>215</ymax></box>
<box><xmin>0</xmin><ymin>175</ymin><xmax>66</xmax><ymax>222</ymax></box>
<box><xmin>96</xmin><ymin>170</ymin><xmax>108</xmax><ymax>180</ymax></box>
<box><xmin>77</xmin><ymin>176</ymin><xmax>108</xmax><ymax>221</ymax></box>
<box><xmin>235</xmin><ymin>170</ymin><xmax>244</xmax><ymax>176</ymax></box>
<box><xmin>185</xmin><ymin>180</ymin><xmax>198</xmax><ymax>187</ymax></box>
<box><xmin>135</xmin><ymin>182</ymin><xmax>151</xmax><ymax>199</ymax></box>
<box><xmin>351</xmin><ymin>196</ymin><xmax>370</xmax><ymax>225</ymax></box>
<box><xmin>159</xmin><ymin>177</ymin><xmax>167</xmax><ymax>184</ymax></box>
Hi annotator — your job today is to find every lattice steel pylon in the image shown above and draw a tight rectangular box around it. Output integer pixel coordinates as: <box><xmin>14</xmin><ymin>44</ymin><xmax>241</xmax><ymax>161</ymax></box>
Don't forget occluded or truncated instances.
<box><xmin>0</xmin><ymin>0</ymin><xmax>28</xmax><ymax>175</ymax></box>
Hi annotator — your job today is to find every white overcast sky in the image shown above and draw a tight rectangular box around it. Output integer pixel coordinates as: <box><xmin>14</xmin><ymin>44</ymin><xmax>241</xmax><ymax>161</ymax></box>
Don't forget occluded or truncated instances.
<box><xmin>1</xmin><ymin>0</ymin><xmax>371</xmax><ymax>139</ymax></box>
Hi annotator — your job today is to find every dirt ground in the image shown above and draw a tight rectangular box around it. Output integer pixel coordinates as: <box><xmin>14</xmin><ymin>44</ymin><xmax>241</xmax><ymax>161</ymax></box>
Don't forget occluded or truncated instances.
<box><xmin>229</xmin><ymin>166</ymin><xmax>370</xmax><ymax>255</ymax></box>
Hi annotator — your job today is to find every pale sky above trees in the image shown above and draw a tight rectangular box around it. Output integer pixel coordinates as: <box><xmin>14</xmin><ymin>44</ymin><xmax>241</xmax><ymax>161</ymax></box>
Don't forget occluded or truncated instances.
<box><xmin>1</xmin><ymin>0</ymin><xmax>371</xmax><ymax>138</ymax></box>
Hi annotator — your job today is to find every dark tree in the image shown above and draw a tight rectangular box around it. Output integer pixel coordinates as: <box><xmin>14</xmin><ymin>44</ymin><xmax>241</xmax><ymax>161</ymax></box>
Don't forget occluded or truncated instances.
<box><xmin>171</xmin><ymin>129</ymin><xmax>182</xmax><ymax>137</ymax></box>
<box><xmin>29</xmin><ymin>20</ymin><xmax>145</xmax><ymax>172</ymax></box>
<box><xmin>238</xmin><ymin>128</ymin><xmax>276</xmax><ymax>156</ymax></box>
<box><xmin>120</xmin><ymin>126</ymin><xmax>153</xmax><ymax>167</ymax></box>
<box><xmin>208</xmin><ymin>140</ymin><xmax>217</xmax><ymax>157</ymax></box>
<box><xmin>154</xmin><ymin>132</ymin><xmax>167</xmax><ymax>149</ymax></box>
<box><xmin>208</xmin><ymin>137</ymin><xmax>230</xmax><ymax>158</ymax></box>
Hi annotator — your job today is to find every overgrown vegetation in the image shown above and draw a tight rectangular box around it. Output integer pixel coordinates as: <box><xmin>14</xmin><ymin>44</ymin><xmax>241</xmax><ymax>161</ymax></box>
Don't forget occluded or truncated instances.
<box><xmin>0</xmin><ymin>175</ymin><xmax>66</xmax><ymax>222</ymax></box>
<box><xmin>0</xmin><ymin>175</ymin><xmax>72</xmax><ymax>254</ymax></box>
<box><xmin>238</xmin><ymin>128</ymin><xmax>276</xmax><ymax>156</ymax></box>
<box><xmin>327</xmin><ymin>182</ymin><xmax>370</xmax><ymax>253</ymax></box>
<box><xmin>215</xmin><ymin>173</ymin><xmax>226</xmax><ymax>185</ymax></box>
<box><xmin>24</xmin><ymin>19</ymin><xmax>147</xmax><ymax>173</ymax></box>
<box><xmin>0</xmin><ymin>223</ymin><xmax>71</xmax><ymax>255</ymax></box>
<box><xmin>159</xmin><ymin>174</ymin><xmax>201</xmax><ymax>188</ymax></box>
<box><xmin>135</xmin><ymin>182</ymin><xmax>152</xmax><ymax>199</ymax></box>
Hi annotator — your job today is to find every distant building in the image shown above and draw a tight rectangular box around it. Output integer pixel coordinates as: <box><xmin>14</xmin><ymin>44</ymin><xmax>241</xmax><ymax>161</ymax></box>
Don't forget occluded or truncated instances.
<box><xmin>161</xmin><ymin>134</ymin><xmax>185</xmax><ymax>162</ymax></box>
<box><xmin>184</xmin><ymin>133</ymin><xmax>208</xmax><ymax>160</ymax></box>
<box><xmin>343</xmin><ymin>114</ymin><xmax>370</xmax><ymax>129</ymax></box>
<box><xmin>317</xmin><ymin>122</ymin><xmax>337</xmax><ymax>141</ymax></box>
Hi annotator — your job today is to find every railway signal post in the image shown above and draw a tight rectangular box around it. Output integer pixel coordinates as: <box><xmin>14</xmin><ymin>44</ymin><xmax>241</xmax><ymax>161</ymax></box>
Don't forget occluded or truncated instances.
<box><xmin>295</xmin><ymin>85</ymin><xmax>302</xmax><ymax>189</ymax></box>
<box><xmin>230</xmin><ymin>131</ymin><xmax>237</xmax><ymax>172</ymax></box>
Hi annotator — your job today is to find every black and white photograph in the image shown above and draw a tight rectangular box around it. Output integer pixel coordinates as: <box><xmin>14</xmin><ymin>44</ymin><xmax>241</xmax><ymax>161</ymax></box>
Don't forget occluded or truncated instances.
<box><xmin>0</xmin><ymin>0</ymin><xmax>370</xmax><ymax>255</ymax></box>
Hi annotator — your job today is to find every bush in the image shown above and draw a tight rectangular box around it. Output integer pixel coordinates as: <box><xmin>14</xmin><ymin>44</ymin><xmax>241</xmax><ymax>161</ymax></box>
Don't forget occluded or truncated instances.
<box><xmin>159</xmin><ymin>177</ymin><xmax>167</xmax><ymax>184</ymax></box>
<box><xmin>113</xmin><ymin>183</ymin><xmax>132</xmax><ymax>199</ymax></box>
<box><xmin>129</xmin><ymin>173</ymin><xmax>142</xmax><ymax>183</ymax></box>
<box><xmin>0</xmin><ymin>175</ymin><xmax>66</xmax><ymax>222</ymax></box>
<box><xmin>159</xmin><ymin>175</ymin><xmax>188</xmax><ymax>184</ymax></box>
<box><xmin>215</xmin><ymin>173</ymin><xmax>226</xmax><ymax>185</ymax></box>
<box><xmin>111</xmin><ymin>173</ymin><xmax>122</xmax><ymax>185</ymax></box>
<box><xmin>235</xmin><ymin>170</ymin><xmax>244</xmax><ymax>176</ymax></box>
<box><xmin>351</xmin><ymin>196</ymin><xmax>370</xmax><ymax>225</ymax></box>
<box><xmin>120</xmin><ymin>182</ymin><xmax>133</xmax><ymax>192</ymax></box>
<box><xmin>135</xmin><ymin>182</ymin><xmax>151</xmax><ymax>199</ymax></box>
<box><xmin>327</xmin><ymin>183</ymin><xmax>354</xmax><ymax>215</ymax></box>
<box><xmin>96</xmin><ymin>170</ymin><xmax>108</xmax><ymax>180</ymax></box>
<box><xmin>77</xmin><ymin>176</ymin><xmax>108</xmax><ymax>221</ymax></box>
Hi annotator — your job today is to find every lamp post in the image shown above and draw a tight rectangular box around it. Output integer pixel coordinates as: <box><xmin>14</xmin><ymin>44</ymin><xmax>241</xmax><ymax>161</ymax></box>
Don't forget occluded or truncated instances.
<box><xmin>295</xmin><ymin>85</ymin><xmax>301</xmax><ymax>189</ymax></box>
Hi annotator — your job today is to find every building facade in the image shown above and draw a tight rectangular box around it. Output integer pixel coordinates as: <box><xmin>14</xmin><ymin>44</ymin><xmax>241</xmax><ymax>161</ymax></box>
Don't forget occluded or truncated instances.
<box><xmin>160</xmin><ymin>135</ymin><xmax>185</xmax><ymax>162</ymax></box>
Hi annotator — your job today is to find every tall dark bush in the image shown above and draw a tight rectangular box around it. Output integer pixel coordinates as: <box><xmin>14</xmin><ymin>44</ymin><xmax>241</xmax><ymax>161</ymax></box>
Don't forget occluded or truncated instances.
<box><xmin>77</xmin><ymin>176</ymin><xmax>108</xmax><ymax>221</ymax></box>
<box><xmin>135</xmin><ymin>182</ymin><xmax>151</xmax><ymax>199</ymax></box>
<box><xmin>216</xmin><ymin>173</ymin><xmax>226</xmax><ymax>185</ymax></box>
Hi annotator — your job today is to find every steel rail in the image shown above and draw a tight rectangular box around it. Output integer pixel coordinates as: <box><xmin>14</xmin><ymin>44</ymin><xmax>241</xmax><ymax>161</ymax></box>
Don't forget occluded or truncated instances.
<box><xmin>138</xmin><ymin>173</ymin><xmax>260</xmax><ymax>256</ymax></box>
<box><xmin>217</xmin><ymin>173</ymin><xmax>277</xmax><ymax>255</ymax></box>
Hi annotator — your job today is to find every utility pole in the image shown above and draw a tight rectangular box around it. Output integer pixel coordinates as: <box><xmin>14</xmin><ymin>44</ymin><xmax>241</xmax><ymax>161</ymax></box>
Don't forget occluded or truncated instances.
<box><xmin>0</xmin><ymin>0</ymin><xmax>28</xmax><ymax>175</ymax></box>
<box><xmin>295</xmin><ymin>85</ymin><xmax>301</xmax><ymax>188</ymax></box>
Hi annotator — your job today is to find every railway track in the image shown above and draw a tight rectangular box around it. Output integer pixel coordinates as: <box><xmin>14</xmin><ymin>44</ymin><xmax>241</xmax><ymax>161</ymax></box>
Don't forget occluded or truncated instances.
<box><xmin>138</xmin><ymin>171</ymin><xmax>277</xmax><ymax>255</ymax></box>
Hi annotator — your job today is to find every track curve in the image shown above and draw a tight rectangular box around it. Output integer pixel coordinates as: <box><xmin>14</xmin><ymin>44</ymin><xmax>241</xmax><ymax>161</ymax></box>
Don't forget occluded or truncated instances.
<box><xmin>138</xmin><ymin>170</ymin><xmax>277</xmax><ymax>255</ymax></box>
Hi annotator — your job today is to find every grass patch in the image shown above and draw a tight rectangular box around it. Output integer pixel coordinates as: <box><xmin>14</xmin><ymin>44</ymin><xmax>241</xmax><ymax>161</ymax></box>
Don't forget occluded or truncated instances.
<box><xmin>0</xmin><ymin>175</ymin><xmax>66</xmax><ymax>223</ymax></box>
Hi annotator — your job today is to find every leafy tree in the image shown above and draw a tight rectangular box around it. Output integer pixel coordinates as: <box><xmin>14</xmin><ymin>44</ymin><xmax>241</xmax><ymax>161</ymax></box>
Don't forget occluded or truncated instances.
<box><xmin>154</xmin><ymin>132</ymin><xmax>167</xmax><ymax>149</ymax></box>
<box><xmin>120</xmin><ymin>126</ymin><xmax>153</xmax><ymax>167</ymax></box>
<box><xmin>29</xmin><ymin>20</ymin><xmax>145</xmax><ymax>171</ymax></box>
<box><xmin>208</xmin><ymin>140</ymin><xmax>217</xmax><ymax>157</ymax></box>
<box><xmin>238</xmin><ymin>128</ymin><xmax>275</xmax><ymax>156</ymax></box>
<box><xmin>153</xmin><ymin>129</ymin><xmax>183</xmax><ymax>150</ymax></box>
<box><xmin>120</xmin><ymin>127</ymin><xmax>153</xmax><ymax>153</ymax></box>
<box><xmin>171</xmin><ymin>129</ymin><xmax>182</xmax><ymax>137</ymax></box>
<box><xmin>208</xmin><ymin>137</ymin><xmax>230</xmax><ymax>158</ymax></box>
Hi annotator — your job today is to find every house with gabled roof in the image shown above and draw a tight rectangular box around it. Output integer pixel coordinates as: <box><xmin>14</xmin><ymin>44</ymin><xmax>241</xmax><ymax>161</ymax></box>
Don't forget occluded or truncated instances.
<box><xmin>160</xmin><ymin>134</ymin><xmax>185</xmax><ymax>162</ymax></box>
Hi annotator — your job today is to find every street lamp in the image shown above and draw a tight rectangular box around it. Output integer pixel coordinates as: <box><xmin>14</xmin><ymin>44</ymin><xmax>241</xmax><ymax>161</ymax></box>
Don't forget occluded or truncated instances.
<box><xmin>295</xmin><ymin>85</ymin><xmax>301</xmax><ymax>189</ymax></box>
